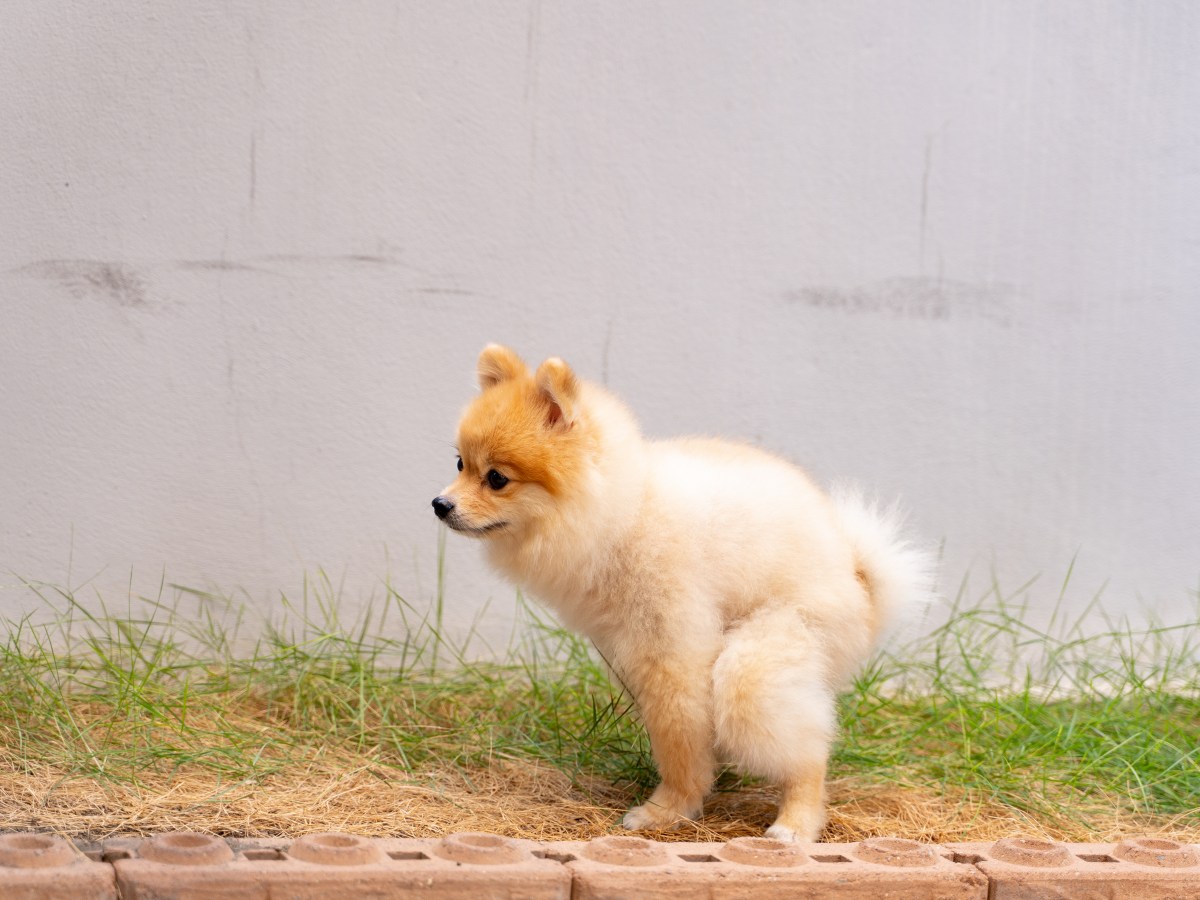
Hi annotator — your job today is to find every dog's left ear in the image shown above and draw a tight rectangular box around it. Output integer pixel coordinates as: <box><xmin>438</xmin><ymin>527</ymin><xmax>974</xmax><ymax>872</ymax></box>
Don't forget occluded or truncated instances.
<box><xmin>535</xmin><ymin>357</ymin><xmax>578</xmax><ymax>428</ymax></box>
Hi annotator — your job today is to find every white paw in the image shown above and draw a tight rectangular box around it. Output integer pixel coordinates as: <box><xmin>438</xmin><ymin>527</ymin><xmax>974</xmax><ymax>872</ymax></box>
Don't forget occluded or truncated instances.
<box><xmin>622</xmin><ymin>802</ymin><xmax>690</xmax><ymax>831</ymax></box>
<box><xmin>764</xmin><ymin>824</ymin><xmax>797</xmax><ymax>842</ymax></box>
<box><xmin>766</xmin><ymin>811</ymin><xmax>824</xmax><ymax>842</ymax></box>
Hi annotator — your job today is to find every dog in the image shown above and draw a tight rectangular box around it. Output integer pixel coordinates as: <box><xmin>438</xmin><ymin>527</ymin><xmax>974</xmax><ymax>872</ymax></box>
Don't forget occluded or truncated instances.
<box><xmin>433</xmin><ymin>344</ymin><xmax>933</xmax><ymax>840</ymax></box>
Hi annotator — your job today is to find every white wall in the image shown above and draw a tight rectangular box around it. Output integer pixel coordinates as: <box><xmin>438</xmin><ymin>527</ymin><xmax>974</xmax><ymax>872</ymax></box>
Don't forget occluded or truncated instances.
<box><xmin>2</xmin><ymin>2</ymin><xmax>1197</xmax><ymax>645</ymax></box>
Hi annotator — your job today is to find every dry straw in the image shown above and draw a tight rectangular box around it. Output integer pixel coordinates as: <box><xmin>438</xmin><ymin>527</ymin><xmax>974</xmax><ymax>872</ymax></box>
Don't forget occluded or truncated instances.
<box><xmin>2</xmin><ymin>567</ymin><xmax>1197</xmax><ymax>843</ymax></box>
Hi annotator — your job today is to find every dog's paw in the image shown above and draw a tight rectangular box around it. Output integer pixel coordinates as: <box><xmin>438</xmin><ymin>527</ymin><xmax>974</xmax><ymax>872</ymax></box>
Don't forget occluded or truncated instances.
<box><xmin>622</xmin><ymin>802</ymin><xmax>690</xmax><ymax>831</ymax></box>
<box><xmin>765</xmin><ymin>809</ymin><xmax>824</xmax><ymax>842</ymax></box>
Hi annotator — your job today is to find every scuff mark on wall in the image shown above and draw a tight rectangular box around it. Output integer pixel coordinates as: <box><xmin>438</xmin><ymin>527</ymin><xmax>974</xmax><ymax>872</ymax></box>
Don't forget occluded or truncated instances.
<box><xmin>13</xmin><ymin>260</ymin><xmax>149</xmax><ymax>308</ymax></box>
<box><xmin>784</xmin><ymin>277</ymin><xmax>1017</xmax><ymax>325</ymax></box>
<box><xmin>411</xmin><ymin>287</ymin><xmax>478</xmax><ymax>297</ymax></box>
<box><xmin>178</xmin><ymin>259</ymin><xmax>260</xmax><ymax>272</ymax></box>
<box><xmin>244</xmin><ymin>14</ymin><xmax>265</xmax><ymax>220</ymax></box>
<box><xmin>343</xmin><ymin>254</ymin><xmax>398</xmax><ymax>265</ymax></box>
<box><xmin>258</xmin><ymin>253</ymin><xmax>401</xmax><ymax>266</ymax></box>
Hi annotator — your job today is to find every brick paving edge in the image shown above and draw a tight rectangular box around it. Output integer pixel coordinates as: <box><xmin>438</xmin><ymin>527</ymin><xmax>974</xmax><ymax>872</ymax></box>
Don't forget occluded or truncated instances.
<box><xmin>0</xmin><ymin>831</ymin><xmax>1196</xmax><ymax>899</ymax></box>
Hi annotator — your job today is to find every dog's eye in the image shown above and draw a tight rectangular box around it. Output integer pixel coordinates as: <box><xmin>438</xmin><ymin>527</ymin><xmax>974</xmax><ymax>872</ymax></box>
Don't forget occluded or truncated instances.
<box><xmin>456</xmin><ymin>457</ymin><xmax>463</xmax><ymax>472</ymax></box>
<box><xmin>486</xmin><ymin>469</ymin><xmax>509</xmax><ymax>490</ymax></box>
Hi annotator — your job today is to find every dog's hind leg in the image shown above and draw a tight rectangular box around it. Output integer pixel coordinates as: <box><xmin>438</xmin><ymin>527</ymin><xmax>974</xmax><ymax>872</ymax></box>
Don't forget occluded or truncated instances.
<box><xmin>711</xmin><ymin>609</ymin><xmax>838</xmax><ymax>841</ymax></box>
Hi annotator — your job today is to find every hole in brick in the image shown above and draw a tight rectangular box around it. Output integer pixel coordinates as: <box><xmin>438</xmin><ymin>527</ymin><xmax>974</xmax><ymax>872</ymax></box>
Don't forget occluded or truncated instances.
<box><xmin>582</xmin><ymin>835</ymin><xmax>669</xmax><ymax>867</ymax></box>
<box><xmin>532</xmin><ymin>850</ymin><xmax>576</xmax><ymax>864</ymax></box>
<box><xmin>0</xmin><ymin>834</ymin><xmax>77</xmax><ymax>869</ymax></box>
<box><xmin>1076</xmin><ymin>854</ymin><xmax>1119</xmax><ymax>863</ymax></box>
<box><xmin>388</xmin><ymin>851</ymin><xmax>431</xmax><ymax>861</ymax></box>
<box><xmin>309</xmin><ymin>834</ymin><xmax>359</xmax><ymax>849</ymax></box>
<box><xmin>952</xmin><ymin>852</ymin><xmax>984</xmax><ymax>865</ymax></box>
<box><xmin>1115</xmin><ymin>837</ymin><xmax>1199</xmax><ymax>867</ymax></box>
<box><xmin>992</xmin><ymin>837</ymin><xmax>1073</xmax><ymax>868</ymax></box>
<box><xmin>811</xmin><ymin>854</ymin><xmax>851</xmax><ymax>863</ymax></box>
<box><xmin>102</xmin><ymin>849</ymin><xmax>133</xmax><ymax>863</ymax></box>
<box><xmin>855</xmin><ymin>837</ymin><xmax>938</xmax><ymax>868</ymax></box>
<box><xmin>158</xmin><ymin>834</ymin><xmax>216</xmax><ymax>850</ymax></box>
<box><xmin>438</xmin><ymin>833</ymin><xmax>525</xmax><ymax>866</ymax></box>
<box><xmin>141</xmin><ymin>833</ymin><xmax>235</xmax><ymax>867</ymax></box>
<box><xmin>1137</xmin><ymin>839</ymin><xmax>1182</xmax><ymax>851</ymax></box>
<box><xmin>459</xmin><ymin>834</ymin><xmax>504</xmax><ymax>849</ymax></box>
<box><xmin>242</xmin><ymin>849</ymin><xmax>285</xmax><ymax>861</ymax></box>
<box><xmin>720</xmin><ymin>837</ymin><xmax>807</xmax><ymax>868</ymax></box>
<box><xmin>1012</xmin><ymin>839</ymin><xmax>1059</xmax><ymax>853</ymax></box>
<box><xmin>288</xmin><ymin>833</ymin><xmax>386</xmax><ymax>867</ymax></box>
<box><xmin>679</xmin><ymin>854</ymin><xmax>720</xmax><ymax>863</ymax></box>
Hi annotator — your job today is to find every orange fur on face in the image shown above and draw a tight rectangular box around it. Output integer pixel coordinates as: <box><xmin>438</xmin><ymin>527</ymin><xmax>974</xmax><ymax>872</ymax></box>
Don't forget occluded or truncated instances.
<box><xmin>458</xmin><ymin>377</ymin><xmax>578</xmax><ymax>495</ymax></box>
<box><xmin>439</xmin><ymin>347</ymin><xmax>592</xmax><ymax>538</ymax></box>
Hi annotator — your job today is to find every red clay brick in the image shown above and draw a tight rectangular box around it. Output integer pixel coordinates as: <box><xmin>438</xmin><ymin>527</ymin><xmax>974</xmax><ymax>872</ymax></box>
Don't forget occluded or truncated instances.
<box><xmin>955</xmin><ymin>836</ymin><xmax>1200</xmax><ymax>899</ymax></box>
<box><xmin>6</xmin><ymin>830</ymin><xmax>1195</xmax><ymax>898</ymax></box>
<box><xmin>559</xmin><ymin>834</ymin><xmax>988</xmax><ymax>899</ymax></box>
<box><xmin>0</xmin><ymin>833</ymin><xmax>117</xmax><ymax>900</ymax></box>
<box><xmin>113</xmin><ymin>830</ymin><xmax>570</xmax><ymax>899</ymax></box>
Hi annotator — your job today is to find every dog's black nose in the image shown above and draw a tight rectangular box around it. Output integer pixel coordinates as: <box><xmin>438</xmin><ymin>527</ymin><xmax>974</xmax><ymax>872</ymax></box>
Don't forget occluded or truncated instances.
<box><xmin>432</xmin><ymin>496</ymin><xmax>455</xmax><ymax>520</ymax></box>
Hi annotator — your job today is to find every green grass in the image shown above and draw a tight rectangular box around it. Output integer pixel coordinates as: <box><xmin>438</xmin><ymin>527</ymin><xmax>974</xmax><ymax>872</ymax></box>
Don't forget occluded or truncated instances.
<box><xmin>2</xmin><ymin>569</ymin><xmax>652</xmax><ymax>791</ymax></box>
<box><xmin>837</xmin><ymin>571</ymin><xmax>1200</xmax><ymax>833</ymax></box>
<box><xmin>0</xmin><ymin>564</ymin><xmax>1197</xmax><ymax>839</ymax></box>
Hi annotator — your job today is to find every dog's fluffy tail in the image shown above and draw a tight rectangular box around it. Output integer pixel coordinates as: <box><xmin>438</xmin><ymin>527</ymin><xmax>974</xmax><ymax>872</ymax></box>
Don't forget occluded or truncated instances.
<box><xmin>831</xmin><ymin>485</ymin><xmax>937</xmax><ymax>642</ymax></box>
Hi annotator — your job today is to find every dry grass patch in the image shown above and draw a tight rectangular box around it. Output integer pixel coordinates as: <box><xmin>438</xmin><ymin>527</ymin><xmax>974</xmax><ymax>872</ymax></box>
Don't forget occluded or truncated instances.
<box><xmin>2</xmin><ymin>570</ymin><xmax>1197</xmax><ymax>843</ymax></box>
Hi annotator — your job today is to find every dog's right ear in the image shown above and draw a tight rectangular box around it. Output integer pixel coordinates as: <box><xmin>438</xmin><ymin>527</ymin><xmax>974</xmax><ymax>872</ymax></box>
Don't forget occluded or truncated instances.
<box><xmin>477</xmin><ymin>344</ymin><xmax>527</xmax><ymax>390</ymax></box>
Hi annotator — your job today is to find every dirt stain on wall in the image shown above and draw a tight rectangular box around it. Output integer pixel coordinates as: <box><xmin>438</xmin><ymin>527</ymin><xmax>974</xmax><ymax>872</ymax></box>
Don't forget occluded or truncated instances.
<box><xmin>783</xmin><ymin>277</ymin><xmax>1016</xmax><ymax>325</ymax></box>
<box><xmin>13</xmin><ymin>260</ymin><xmax>149</xmax><ymax>309</ymax></box>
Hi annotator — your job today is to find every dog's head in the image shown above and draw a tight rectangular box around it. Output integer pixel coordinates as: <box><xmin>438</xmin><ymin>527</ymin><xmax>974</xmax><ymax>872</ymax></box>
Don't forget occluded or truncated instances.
<box><xmin>432</xmin><ymin>344</ymin><xmax>585</xmax><ymax>538</ymax></box>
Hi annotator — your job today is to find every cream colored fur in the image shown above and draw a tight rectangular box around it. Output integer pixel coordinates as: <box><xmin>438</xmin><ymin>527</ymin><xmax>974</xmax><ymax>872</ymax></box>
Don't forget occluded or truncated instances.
<box><xmin>434</xmin><ymin>345</ymin><xmax>935</xmax><ymax>840</ymax></box>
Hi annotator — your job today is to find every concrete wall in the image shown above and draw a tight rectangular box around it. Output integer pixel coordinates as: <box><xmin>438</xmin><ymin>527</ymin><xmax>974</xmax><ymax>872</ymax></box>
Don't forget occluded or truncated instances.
<box><xmin>2</xmin><ymin>2</ymin><xmax>1197</xmax><ymax>645</ymax></box>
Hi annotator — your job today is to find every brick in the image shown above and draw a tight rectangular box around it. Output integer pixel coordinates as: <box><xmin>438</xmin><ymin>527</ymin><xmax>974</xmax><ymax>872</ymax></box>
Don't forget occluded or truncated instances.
<box><xmin>112</xmin><ymin>830</ymin><xmax>570</xmax><ymax>899</ymax></box>
<box><xmin>561</xmin><ymin>834</ymin><xmax>988</xmax><ymax>899</ymax></box>
<box><xmin>0</xmin><ymin>832</ymin><xmax>117</xmax><ymax>900</ymax></box>
<box><xmin>5</xmin><ymin>830</ymin><xmax>1196</xmax><ymax>898</ymax></box>
<box><xmin>956</xmin><ymin>836</ymin><xmax>1200</xmax><ymax>899</ymax></box>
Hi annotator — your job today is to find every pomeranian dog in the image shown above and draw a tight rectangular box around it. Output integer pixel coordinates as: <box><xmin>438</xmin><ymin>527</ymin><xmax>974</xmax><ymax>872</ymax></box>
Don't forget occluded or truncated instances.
<box><xmin>433</xmin><ymin>345</ymin><xmax>933</xmax><ymax>840</ymax></box>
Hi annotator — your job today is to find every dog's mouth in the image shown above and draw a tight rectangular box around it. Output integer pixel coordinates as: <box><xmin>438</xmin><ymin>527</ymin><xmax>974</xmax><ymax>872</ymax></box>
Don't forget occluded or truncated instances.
<box><xmin>445</xmin><ymin>517</ymin><xmax>509</xmax><ymax>537</ymax></box>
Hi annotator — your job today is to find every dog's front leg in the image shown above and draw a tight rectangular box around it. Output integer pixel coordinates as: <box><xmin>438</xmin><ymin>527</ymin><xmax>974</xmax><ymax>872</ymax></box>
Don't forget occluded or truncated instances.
<box><xmin>620</xmin><ymin>653</ymin><xmax>716</xmax><ymax>831</ymax></box>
